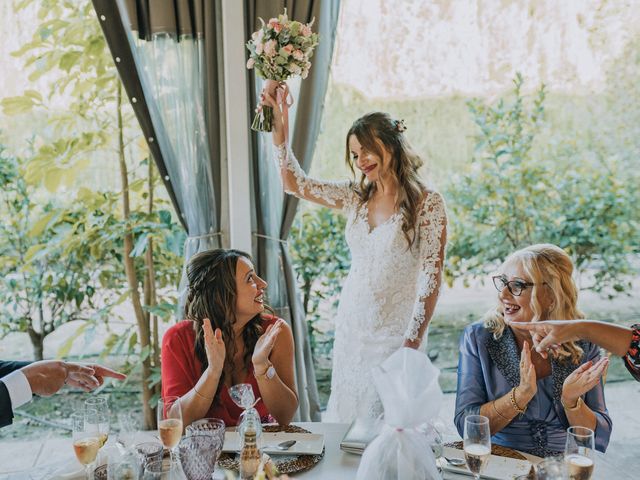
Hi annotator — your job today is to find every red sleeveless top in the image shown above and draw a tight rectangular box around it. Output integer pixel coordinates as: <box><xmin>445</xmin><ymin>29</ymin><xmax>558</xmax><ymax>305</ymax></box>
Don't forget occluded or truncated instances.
<box><xmin>161</xmin><ymin>315</ymin><xmax>279</xmax><ymax>426</ymax></box>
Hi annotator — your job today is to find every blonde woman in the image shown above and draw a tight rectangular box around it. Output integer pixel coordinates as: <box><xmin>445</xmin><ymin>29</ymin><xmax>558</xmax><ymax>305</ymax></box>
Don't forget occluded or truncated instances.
<box><xmin>454</xmin><ymin>244</ymin><xmax>612</xmax><ymax>455</ymax></box>
<box><xmin>262</xmin><ymin>90</ymin><xmax>447</xmax><ymax>422</ymax></box>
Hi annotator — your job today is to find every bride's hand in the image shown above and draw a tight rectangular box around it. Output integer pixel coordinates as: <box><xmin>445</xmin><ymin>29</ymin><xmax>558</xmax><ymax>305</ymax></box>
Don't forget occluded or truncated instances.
<box><xmin>260</xmin><ymin>85</ymin><xmax>287</xmax><ymax>145</ymax></box>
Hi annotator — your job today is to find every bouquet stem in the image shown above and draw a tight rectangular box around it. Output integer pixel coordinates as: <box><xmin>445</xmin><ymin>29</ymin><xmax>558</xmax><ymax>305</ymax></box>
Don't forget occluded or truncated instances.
<box><xmin>251</xmin><ymin>105</ymin><xmax>274</xmax><ymax>132</ymax></box>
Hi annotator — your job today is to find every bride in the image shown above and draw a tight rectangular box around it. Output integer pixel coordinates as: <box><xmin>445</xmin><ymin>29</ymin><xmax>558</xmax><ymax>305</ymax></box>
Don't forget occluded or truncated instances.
<box><xmin>262</xmin><ymin>90</ymin><xmax>447</xmax><ymax>422</ymax></box>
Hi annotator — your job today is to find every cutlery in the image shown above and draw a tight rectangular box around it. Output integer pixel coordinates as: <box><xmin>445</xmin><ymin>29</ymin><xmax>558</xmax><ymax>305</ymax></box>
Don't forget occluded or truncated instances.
<box><xmin>264</xmin><ymin>439</ymin><xmax>297</xmax><ymax>451</ymax></box>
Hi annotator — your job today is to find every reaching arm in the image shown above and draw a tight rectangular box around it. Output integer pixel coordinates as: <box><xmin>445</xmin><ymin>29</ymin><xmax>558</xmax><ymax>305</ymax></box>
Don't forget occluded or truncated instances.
<box><xmin>262</xmin><ymin>85</ymin><xmax>356</xmax><ymax>209</ymax></box>
<box><xmin>273</xmin><ymin>143</ymin><xmax>356</xmax><ymax>209</ymax></box>
<box><xmin>403</xmin><ymin>192</ymin><xmax>447</xmax><ymax>346</ymax></box>
<box><xmin>509</xmin><ymin>320</ymin><xmax>633</xmax><ymax>357</ymax></box>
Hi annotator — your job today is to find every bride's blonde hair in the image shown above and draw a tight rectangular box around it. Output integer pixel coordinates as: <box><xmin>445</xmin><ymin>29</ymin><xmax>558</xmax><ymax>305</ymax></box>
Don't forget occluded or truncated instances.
<box><xmin>484</xmin><ymin>243</ymin><xmax>584</xmax><ymax>364</ymax></box>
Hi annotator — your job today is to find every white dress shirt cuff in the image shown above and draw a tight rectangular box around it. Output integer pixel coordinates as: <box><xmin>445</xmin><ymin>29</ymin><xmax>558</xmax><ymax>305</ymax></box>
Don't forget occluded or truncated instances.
<box><xmin>1</xmin><ymin>370</ymin><xmax>33</xmax><ymax>410</ymax></box>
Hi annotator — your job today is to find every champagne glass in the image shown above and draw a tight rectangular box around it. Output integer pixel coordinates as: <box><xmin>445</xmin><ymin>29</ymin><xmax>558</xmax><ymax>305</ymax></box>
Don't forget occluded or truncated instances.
<box><xmin>72</xmin><ymin>409</ymin><xmax>101</xmax><ymax>479</ymax></box>
<box><xmin>86</xmin><ymin>395</ymin><xmax>111</xmax><ymax>448</ymax></box>
<box><xmin>565</xmin><ymin>426</ymin><xmax>595</xmax><ymax>480</ymax></box>
<box><xmin>158</xmin><ymin>396</ymin><xmax>183</xmax><ymax>465</ymax></box>
<box><xmin>463</xmin><ymin>415</ymin><xmax>491</xmax><ymax>480</ymax></box>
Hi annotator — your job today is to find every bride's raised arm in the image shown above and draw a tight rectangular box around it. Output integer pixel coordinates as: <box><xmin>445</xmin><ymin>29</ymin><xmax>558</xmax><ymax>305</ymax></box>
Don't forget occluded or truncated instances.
<box><xmin>262</xmin><ymin>86</ymin><xmax>356</xmax><ymax>210</ymax></box>
<box><xmin>403</xmin><ymin>191</ymin><xmax>448</xmax><ymax>348</ymax></box>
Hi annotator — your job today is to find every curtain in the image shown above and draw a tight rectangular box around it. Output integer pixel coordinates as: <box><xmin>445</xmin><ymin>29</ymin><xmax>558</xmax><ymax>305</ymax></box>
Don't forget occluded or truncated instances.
<box><xmin>92</xmin><ymin>0</ymin><xmax>223</xmax><ymax>294</ymax></box>
<box><xmin>246</xmin><ymin>0</ymin><xmax>342</xmax><ymax>421</ymax></box>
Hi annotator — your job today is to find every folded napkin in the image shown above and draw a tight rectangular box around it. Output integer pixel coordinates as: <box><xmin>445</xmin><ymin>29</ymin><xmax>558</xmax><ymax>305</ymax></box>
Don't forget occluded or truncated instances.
<box><xmin>356</xmin><ymin>347</ymin><xmax>443</xmax><ymax>480</ymax></box>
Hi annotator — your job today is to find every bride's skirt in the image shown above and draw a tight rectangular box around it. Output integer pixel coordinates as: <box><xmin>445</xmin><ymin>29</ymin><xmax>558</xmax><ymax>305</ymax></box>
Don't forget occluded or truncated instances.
<box><xmin>323</xmin><ymin>332</ymin><xmax>404</xmax><ymax>423</ymax></box>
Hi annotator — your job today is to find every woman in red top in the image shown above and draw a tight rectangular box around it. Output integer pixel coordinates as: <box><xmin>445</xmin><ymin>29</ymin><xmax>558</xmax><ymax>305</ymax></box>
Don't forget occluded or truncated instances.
<box><xmin>161</xmin><ymin>249</ymin><xmax>298</xmax><ymax>428</ymax></box>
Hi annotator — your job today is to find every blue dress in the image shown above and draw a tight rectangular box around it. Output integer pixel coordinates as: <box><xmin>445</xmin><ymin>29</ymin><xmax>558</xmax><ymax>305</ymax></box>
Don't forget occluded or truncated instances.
<box><xmin>454</xmin><ymin>322</ymin><xmax>612</xmax><ymax>456</ymax></box>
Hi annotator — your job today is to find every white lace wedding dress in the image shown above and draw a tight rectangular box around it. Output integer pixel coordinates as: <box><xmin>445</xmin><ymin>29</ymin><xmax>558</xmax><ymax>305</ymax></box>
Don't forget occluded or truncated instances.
<box><xmin>275</xmin><ymin>144</ymin><xmax>447</xmax><ymax>423</ymax></box>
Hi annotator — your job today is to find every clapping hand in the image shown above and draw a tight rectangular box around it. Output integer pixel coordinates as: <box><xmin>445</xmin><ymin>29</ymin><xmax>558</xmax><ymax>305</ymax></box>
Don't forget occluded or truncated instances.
<box><xmin>252</xmin><ymin>319</ymin><xmax>285</xmax><ymax>368</ymax></box>
<box><xmin>519</xmin><ymin>341</ymin><xmax>537</xmax><ymax>400</ymax></box>
<box><xmin>561</xmin><ymin>357</ymin><xmax>609</xmax><ymax>407</ymax></box>
<box><xmin>203</xmin><ymin>318</ymin><xmax>226</xmax><ymax>376</ymax></box>
<box><xmin>509</xmin><ymin>320</ymin><xmax>580</xmax><ymax>359</ymax></box>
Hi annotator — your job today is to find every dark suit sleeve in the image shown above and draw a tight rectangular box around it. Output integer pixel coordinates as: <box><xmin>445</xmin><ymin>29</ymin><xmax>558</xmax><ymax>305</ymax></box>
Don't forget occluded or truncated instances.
<box><xmin>0</xmin><ymin>360</ymin><xmax>31</xmax><ymax>428</ymax></box>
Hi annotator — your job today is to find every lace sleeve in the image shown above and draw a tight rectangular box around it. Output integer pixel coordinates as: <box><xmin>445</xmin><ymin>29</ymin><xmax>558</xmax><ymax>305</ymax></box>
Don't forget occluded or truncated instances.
<box><xmin>404</xmin><ymin>191</ymin><xmax>448</xmax><ymax>342</ymax></box>
<box><xmin>274</xmin><ymin>143</ymin><xmax>357</xmax><ymax>210</ymax></box>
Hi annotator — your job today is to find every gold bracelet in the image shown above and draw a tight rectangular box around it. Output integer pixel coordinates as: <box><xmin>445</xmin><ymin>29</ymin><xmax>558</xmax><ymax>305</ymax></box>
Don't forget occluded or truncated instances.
<box><xmin>510</xmin><ymin>387</ymin><xmax>527</xmax><ymax>415</ymax></box>
<box><xmin>194</xmin><ymin>386</ymin><xmax>214</xmax><ymax>401</ymax></box>
<box><xmin>492</xmin><ymin>400</ymin><xmax>511</xmax><ymax>421</ymax></box>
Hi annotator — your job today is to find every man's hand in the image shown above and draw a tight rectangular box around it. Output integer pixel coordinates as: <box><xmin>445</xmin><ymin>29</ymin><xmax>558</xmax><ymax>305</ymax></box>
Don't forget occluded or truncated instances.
<box><xmin>21</xmin><ymin>360</ymin><xmax>125</xmax><ymax>396</ymax></box>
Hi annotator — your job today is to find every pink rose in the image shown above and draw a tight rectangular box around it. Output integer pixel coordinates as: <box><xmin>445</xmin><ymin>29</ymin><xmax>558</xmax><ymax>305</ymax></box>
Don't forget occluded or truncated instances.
<box><xmin>301</xmin><ymin>24</ymin><xmax>312</xmax><ymax>37</ymax></box>
<box><xmin>246</xmin><ymin>58</ymin><xmax>255</xmax><ymax>69</ymax></box>
<box><xmin>264</xmin><ymin>40</ymin><xmax>277</xmax><ymax>57</ymax></box>
<box><xmin>273</xmin><ymin>22</ymin><xmax>283</xmax><ymax>33</ymax></box>
<box><xmin>282</xmin><ymin>44</ymin><xmax>294</xmax><ymax>55</ymax></box>
<box><xmin>293</xmin><ymin>49</ymin><xmax>304</xmax><ymax>61</ymax></box>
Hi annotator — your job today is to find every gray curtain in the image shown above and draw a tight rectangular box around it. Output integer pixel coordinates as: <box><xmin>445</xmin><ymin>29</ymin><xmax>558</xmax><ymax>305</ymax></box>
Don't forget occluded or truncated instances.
<box><xmin>246</xmin><ymin>0</ymin><xmax>342</xmax><ymax>421</ymax></box>
<box><xmin>92</xmin><ymin>0</ymin><xmax>223</xmax><ymax>280</ymax></box>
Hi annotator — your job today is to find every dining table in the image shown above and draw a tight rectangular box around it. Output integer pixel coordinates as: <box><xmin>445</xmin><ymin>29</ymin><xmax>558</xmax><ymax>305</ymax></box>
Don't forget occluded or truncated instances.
<box><xmin>0</xmin><ymin>421</ymin><xmax>625</xmax><ymax>479</ymax></box>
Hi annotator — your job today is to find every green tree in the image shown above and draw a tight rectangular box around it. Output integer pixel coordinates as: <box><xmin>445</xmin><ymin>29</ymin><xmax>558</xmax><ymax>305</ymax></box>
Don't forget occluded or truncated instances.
<box><xmin>445</xmin><ymin>74</ymin><xmax>639</xmax><ymax>293</ymax></box>
<box><xmin>0</xmin><ymin>144</ymin><xmax>119</xmax><ymax>360</ymax></box>
<box><xmin>1</xmin><ymin>0</ymin><xmax>185</xmax><ymax>428</ymax></box>
<box><xmin>289</xmin><ymin>206</ymin><xmax>350</xmax><ymax>359</ymax></box>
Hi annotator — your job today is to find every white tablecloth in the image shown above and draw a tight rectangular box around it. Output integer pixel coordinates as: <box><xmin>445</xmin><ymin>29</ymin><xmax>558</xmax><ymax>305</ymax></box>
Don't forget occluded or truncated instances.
<box><xmin>0</xmin><ymin>421</ymin><xmax>620</xmax><ymax>479</ymax></box>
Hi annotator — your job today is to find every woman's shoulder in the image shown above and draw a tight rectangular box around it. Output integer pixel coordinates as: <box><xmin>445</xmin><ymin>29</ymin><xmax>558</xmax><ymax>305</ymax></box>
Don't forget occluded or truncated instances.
<box><xmin>462</xmin><ymin>321</ymin><xmax>493</xmax><ymax>343</ymax></box>
<box><xmin>260</xmin><ymin>313</ymin><xmax>282</xmax><ymax>328</ymax></box>
<box><xmin>163</xmin><ymin>320</ymin><xmax>196</xmax><ymax>345</ymax></box>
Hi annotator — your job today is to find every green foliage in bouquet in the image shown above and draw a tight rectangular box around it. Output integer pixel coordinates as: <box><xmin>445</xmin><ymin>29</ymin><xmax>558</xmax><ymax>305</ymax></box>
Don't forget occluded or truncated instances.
<box><xmin>445</xmin><ymin>73</ymin><xmax>640</xmax><ymax>295</ymax></box>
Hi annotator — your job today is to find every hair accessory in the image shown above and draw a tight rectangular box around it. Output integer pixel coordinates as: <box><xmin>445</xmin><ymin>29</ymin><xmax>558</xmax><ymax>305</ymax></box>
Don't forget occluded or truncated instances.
<box><xmin>394</xmin><ymin>119</ymin><xmax>407</xmax><ymax>133</ymax></box>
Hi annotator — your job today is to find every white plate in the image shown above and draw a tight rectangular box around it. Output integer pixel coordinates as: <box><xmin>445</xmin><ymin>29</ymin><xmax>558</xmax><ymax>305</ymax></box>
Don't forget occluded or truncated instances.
<box><xmin>441</xmin><ymin>446</ymin><xmax>532</xmax><ymax>480</ymax></box>
<box><xmin>222</xmin><ymin>432</ymin><xmax>325</xmax><ymax>456</ymax></box>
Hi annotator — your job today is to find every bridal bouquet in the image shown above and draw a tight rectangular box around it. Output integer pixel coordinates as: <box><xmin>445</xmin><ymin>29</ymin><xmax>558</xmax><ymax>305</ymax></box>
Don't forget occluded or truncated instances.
<box><xmin>246</xmin><ymin>10</ymin><xmax>319</xmax><ymax>132</ymax></box>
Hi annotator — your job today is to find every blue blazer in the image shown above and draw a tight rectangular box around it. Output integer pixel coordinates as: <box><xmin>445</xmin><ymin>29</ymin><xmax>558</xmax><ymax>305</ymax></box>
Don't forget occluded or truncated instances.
<box><xmin>454</xmin><ymin>323</ymin><xmax>612</xmax><ymax>456</ymax></box>
<box><xmin>0</xmin><ymin>360</ymin><xmax>31</xmax><ymax>428</ymax></box>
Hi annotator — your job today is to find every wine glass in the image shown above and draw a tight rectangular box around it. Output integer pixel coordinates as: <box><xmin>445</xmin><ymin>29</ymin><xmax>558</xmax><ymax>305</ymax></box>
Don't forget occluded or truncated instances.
<box><xmin>178</xmin><ymin>433</ymin><xmax>222</xmax><ymax>480</ymax></box>
<box><xmin>158</xmin><ymin>396</ymin><xmax>183</xmax><ymax>465</ymax></box>
<box><xmin>143</xmin><ymin>459</ymin><xmax>179</xmax><ymax>479</ymax></box>
<box><xmin>72</xmin><ymin>409</ymin><xmax>101</xmax><ymax>479</ymax></box>
<box><xmin>565</xmin><ymin>426</ymin><xmax>595</xmax><ymax>480</ymax></box>
<box><xmin>228</xmin><ymin>383</ymin><xmax>254</xmax><ymax>409</ymax></box>
<box><xmin>86</xmin><ymin>395</ymin><xmax>111</xmax><ymax>448</ymax></box>
<box><xmin>536</xmin><ymin>455</ymin><xmax>568</xmax><ymax>479</ymax></box>
<box><xmin>463</xmin><ymin>415</ymin><xmax>491</xmax><ymax>480</ymax></box>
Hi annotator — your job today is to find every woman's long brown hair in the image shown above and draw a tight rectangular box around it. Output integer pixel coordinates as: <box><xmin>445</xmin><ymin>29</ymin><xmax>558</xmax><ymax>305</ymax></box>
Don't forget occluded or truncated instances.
<box><xmin>184</xmin><ymin>249</ymin><xmax>268</xmax><ymax>401</ymax></box>
<box><xmin>345</xmin><ymin>112</ymin><xmax>426</xmax><ymax>248</ymax></box>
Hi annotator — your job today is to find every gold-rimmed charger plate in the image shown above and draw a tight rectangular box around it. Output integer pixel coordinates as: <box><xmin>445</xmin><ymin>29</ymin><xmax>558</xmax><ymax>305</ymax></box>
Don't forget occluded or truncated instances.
<box><xmin>218</xmin><ymin>425</ymin><xmax>325</xmax><ymax>475</ymax></box>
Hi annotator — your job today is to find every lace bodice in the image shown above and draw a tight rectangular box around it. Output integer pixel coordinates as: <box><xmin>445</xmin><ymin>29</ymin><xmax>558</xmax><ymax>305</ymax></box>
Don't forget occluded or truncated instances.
<box><xmin>275</xmin><ymin>143</ymin><xmax>446</xmax><ymax>341</ymax></box>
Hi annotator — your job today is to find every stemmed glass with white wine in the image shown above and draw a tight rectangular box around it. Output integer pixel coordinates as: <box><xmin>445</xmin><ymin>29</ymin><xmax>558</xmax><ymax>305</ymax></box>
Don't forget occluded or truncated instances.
<box><xmin>565</xmin><ymin>426</ymin><xmax>595</xmax><ymax>480</ymax></box>
<box><xmin>157</xmin><ymin>396</ymin><xmax>183</xmax><ymax>465</ymax></box>
<box><xmin>72</xmin><ymin>408</ymin><xmax>101</xmax><ymax>479</ymax></box>
<box><xmin>463</xmin><ymin>415</ymin><xmax>491</xmax><ymax>480</ymax></box>
<box><xmin>85</xmin><ymin>395</ymin><xmax>111</xmax><ymax>448</ymax></box>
